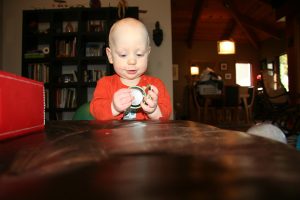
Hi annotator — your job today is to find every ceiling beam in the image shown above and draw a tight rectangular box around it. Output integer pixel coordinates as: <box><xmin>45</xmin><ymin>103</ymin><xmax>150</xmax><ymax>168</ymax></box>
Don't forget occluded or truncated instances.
<box><xmin>236</xmin><ymin>12</ymin><xmax>283</xmax><ymax>40</ymax></box>
<box><xmin>186</xmin><ymin>0</ymin><xmax>204</xmax><ymax>48</ymax></box>
<box><xmin>223</xmin><ymin>0</ymin><xmax>260</xmax><ymax>49</ymax></box>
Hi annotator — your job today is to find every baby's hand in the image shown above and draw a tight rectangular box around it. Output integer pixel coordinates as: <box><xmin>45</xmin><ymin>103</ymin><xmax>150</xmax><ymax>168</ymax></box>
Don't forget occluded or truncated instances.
<box><xmin>112</xmin><ymin>88</ymin><xmax>133</xmax><ymax>114</ymax></box>
<box><xmin>141</xmin><ymin>85</ymin><xmax>159</xmax><ymax>114</ymax></box>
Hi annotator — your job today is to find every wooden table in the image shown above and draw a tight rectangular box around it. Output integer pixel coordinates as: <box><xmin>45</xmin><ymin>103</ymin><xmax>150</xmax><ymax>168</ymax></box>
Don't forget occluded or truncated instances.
<box><xmin>1</xmin><ymin>120</ymin><xmax>300</xmax><ymax>200</ymax></box>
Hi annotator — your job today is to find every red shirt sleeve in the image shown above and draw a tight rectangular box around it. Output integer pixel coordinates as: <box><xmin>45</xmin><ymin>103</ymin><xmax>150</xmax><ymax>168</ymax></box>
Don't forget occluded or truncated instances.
<box><xmin>153</xmin><ymin>78</ymin><xmax>172</xmax><ymax>120</ymax></box>
<box><xmin>141</xmin><ymin>76</ymin><xmax>172</xmax><ymax>120</ymax></box>
<box><xmin>90</xmin><ymin>76</ymin><xmax>124</xmax><ymax>120</ymax></box>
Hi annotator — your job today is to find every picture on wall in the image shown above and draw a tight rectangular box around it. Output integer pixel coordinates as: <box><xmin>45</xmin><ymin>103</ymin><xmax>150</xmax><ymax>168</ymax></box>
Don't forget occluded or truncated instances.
<box><xmin>220</xmin><ymin>62</ymin><xmax>227</xmax><ymax>70</ymax></box>
<box><xmin>225</xmin><ymin>73</ymin><xmax>232</xmax><ymax>79</ymax></box>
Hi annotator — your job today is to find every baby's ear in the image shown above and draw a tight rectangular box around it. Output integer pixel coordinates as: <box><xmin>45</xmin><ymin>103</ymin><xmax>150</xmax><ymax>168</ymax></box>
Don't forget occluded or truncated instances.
<box><xmin>106</xmin><ymin>47</ymin><xmax>113</xmax><ymax>64</ymax></box>
<box><xmin>147</xmin><ymin>46</ymin><xmax>151</xmax><ymax>54</ymax></box>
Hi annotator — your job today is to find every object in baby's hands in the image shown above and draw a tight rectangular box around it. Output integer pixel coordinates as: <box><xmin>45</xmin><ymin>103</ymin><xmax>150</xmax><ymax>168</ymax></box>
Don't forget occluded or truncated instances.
<box><xmin>129</xmin><ymin>86</ymin><xmax>146</xmax><ymax>109</ymax></box>
<box><xmin>129</xmin><ymin>85</ymin><xmax>152</xmax><ymax>109</ymax></box>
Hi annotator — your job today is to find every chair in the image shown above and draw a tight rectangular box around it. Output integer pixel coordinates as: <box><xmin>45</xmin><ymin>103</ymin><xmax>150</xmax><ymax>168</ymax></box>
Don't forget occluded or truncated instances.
<box><xmin>260</xmin><ymin>70</ymin><xmax>300</xmax><ymax>136</ymax></box>
<box><xmin>192</xmin><ymin>81</ymin><xmax>222</xmax><ymax>123</ymax></box>
<box><xmin>72</xmin><ymin>102</ymin><xmax>95</xmax><ymax>120</ymax></box>
<box><xmin>240</xmin><ymin>86</ymin><xmax>255</xmax><ymax>123</ymax></box>
<box><xmin>262</xmin><ymin>70</ymin><xmax>290</xmax><ymax>107</ymax></box>
<box><xmin>247</xmin><ymin>86</ymin><xmax>256</xmax><ymax>121</ymax></box>
<box><xmin>223</xmin><ymin>85</ymin><xmax>242</xmax><ymax>123</ymax></box>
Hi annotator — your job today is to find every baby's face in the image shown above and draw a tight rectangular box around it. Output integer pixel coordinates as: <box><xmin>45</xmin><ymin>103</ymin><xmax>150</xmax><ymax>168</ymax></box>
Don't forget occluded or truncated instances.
<box><xmin>106</xmin><ymin>20</ymin><xmax>150</xmax><ymax>85</ymax></box>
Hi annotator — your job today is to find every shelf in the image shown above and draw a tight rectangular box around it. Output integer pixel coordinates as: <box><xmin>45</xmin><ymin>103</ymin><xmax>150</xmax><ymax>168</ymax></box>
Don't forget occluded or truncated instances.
<box><xmin>23</xmin><ymin>57</ymin><xmax>51</xmax><ymax>63</ymax></box>
<box><xmin>81</xmin><ymin>56</ymin><xmax>107</xmax><ymax>64</ymax></box>
<box><xmin>82</xmin><ymin>82</ymin><xmax>97</xmax><ymax>87</ymax></box>
<box><xmin>22</xmin><ymin>7</ymin><xmax>139</xmax><ymax>120</ymax></box>
<box><xmin>81</xmin><ymin>32</ymin><xmax>107</xmax><ymax>40</ymax></box>
<box><xmin>55</xmin><ymin>108</ymin><xmax>77</xmax><ymax>112</ymax></box>
<box><xmin>54</xmin><ymin>32</ymin><xmax>78</xmax><ymax>38</ymax></box>
<box><xmin>55</xmin><ymin>82</ymin><xmax>79</xmax><ymax>88</ymax></box>
<box><xmin>55</xmin><ymin>57</ymin><xmax>79</xmax><ymax>63</ymax></box>
<box><xmin>23</xmin><ymin>33</ymin><xmax>51</xmax><ymax>39</ymax></box>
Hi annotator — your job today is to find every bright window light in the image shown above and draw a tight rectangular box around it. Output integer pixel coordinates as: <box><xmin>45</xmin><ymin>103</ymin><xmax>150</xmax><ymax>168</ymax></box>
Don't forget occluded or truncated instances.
<box><xmin>235</xmin><ymin>63</ymin><xmax>251</xmax><ymax>86</ymax></box>
<box><xmin>279</xmin><ymin>54</ymin><xmax>289</xmax><ymax>91</ymax></box>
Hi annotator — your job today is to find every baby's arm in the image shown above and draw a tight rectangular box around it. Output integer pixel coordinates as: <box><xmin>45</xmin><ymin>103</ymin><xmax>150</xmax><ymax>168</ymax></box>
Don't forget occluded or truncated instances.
<box><xmin>141</xmin><ymin>79</ymin><xmax>172</xmax><ymax>120</ymax></box>
<box><xmin>91</xmin><ymin>77</ymin><xmax>132</xmax><ymax>120</ymax></box>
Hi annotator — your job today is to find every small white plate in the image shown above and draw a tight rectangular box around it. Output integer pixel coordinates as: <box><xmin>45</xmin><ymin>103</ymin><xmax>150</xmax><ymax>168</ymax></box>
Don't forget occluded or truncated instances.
<box><xmin>129</xmin><ymin>86</ymin><xmax>146</xmax><ymax>109</ymax></box>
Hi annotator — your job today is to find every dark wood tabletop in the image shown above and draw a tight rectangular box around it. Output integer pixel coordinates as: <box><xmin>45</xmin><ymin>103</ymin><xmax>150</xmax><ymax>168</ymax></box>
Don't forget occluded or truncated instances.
<box><xmin>1</xmin><ymin>120</ymin><xmax>300</xmax><ymax>200</ymax></box>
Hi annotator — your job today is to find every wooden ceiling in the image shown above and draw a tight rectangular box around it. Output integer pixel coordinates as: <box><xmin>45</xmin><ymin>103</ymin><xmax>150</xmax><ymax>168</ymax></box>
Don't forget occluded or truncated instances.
<box><xmin>171</xmin><ymin>0</ymin><xmax>286</xmax><ymax>48</ymax></box>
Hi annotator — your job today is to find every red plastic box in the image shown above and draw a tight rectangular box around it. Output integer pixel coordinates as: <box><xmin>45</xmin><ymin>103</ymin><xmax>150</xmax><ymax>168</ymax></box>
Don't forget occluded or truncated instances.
<box><xmin>0</xmin><ymin>71</ymin><xmax>45</xmax><ymax>140</ymax></box>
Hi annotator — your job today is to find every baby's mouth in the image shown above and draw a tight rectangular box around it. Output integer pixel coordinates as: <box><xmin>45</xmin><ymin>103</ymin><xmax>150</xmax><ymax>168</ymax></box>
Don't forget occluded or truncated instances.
<box><xmin>126</xmin><ymin>70</ymin><xmax>137</xmax><ymax>74</ymax></box>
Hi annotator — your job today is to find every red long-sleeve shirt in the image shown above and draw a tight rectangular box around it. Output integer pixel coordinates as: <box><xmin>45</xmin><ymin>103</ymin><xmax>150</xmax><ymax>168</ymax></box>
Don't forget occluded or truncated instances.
<box><xmin>90</xmin><ymin>74</ymin><xmax>172</xmax><ymax>120</ymax></box>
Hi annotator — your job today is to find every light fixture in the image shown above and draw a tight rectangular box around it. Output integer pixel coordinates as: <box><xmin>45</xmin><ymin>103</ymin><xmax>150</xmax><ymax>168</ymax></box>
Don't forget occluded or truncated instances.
<box><xmin>190</xmin><ymin>65</ymin><xmax>199</xmax><ymax>76</ymax></box>
<box><xmin>217</xmin><ymin>40</ymin><xmax>235</xmax><ymax>54</ymax></box>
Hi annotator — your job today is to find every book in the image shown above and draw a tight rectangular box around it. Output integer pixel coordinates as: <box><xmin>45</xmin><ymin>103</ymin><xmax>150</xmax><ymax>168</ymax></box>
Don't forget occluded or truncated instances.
<box><xmin>0</xmin><ymin>71</ymin><xmax>45</xmax><ymax>140</ymax></box>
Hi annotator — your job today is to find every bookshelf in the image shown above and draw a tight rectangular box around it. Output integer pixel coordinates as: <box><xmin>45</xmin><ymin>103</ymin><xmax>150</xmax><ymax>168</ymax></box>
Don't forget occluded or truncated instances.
<box><xmin>22</xmin><ymin>7</ymin><xmax>139</xmax><ymax>120</ymax></box>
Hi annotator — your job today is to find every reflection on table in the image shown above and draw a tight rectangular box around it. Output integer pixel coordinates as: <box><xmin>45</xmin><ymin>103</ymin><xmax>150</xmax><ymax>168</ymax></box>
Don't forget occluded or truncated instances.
<box><xmin>1</xmin><ymin>120</ymin><xmax>300</xmax><ymax>200</ymax></box>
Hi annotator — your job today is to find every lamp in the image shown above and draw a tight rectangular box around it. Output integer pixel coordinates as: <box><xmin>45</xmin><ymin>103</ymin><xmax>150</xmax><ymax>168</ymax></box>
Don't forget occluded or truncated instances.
<box><xmin>190</xmin><ymin>65</ymin><xmax>199</xmax><ymax>76</ymax></box>
<box><xmin>217</xmin><ymin>40</ymin><xmax>235</xmax><ymax>54</ymax></box>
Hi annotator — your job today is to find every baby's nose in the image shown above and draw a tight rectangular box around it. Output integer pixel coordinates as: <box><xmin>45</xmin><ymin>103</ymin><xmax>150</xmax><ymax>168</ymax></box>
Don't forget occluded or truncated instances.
<box><xmin>127</xmin><ymin>56</ymin><xmax>137</xmax><ymax>65</ymax></box>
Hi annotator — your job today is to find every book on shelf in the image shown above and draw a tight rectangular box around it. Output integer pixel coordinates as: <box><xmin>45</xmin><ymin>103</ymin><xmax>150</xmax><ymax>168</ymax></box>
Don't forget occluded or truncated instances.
<box><xmin>87</xmin><ymin>20</ymin><xmax>105</xmax><ymax>32</ymax></box>
<box><xmin>28</xmin><ymin>63</ymin><xmax>49</xmax><ymax>83</ymax></box>
<box><xmin>85</xmin><ymin>42</ymin><xmax>104</xmax><ymax>57</ymax></box>
<box><xmin>71</xmin><ymin>37</ymin><xmax>77</xmax><ymax>57</ymax></box>
<box><xmin>63</xmin><ymin>21</ymin><xmax>78</xmax><ymax>33</ymax></box>
<box><xmin>56</xmin><ymin>88</ymin><xmax>77</xmax><ymax>109</ymax></box>
<box><xmin>84</xmin><ymin>69</ymin><xmax>106</xmax><ymax>82</ymax></box>
<box><xmin>0</xmin><ymin>71</ymin><xmax>45</xmax><ymax>140</ymax></box>
<box><xmin>73</xmin><ymin>70</ymin><xmax>78</xmax><ymax>82</ymax></box>
<box><xmin>45</xmin><ymin>89</ymin><xmax>49</xmax><ymax>109</ymax></box>
<box><xmin>56</xmin><ymin>37</ymin><xmax>77</xmax><ymax>57</ymax></box>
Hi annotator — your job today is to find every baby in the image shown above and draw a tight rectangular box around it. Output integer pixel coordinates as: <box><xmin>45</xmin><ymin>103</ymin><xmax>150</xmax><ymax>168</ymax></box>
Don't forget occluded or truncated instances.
<box><xmin>90</xmin><ymin>18</ymin><xmax>172</xmax><ymax>120</ymax></box>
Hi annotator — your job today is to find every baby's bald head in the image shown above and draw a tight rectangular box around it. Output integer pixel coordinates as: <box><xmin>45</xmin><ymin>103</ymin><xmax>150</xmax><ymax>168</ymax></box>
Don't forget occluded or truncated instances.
<box><xmin>108</xmin><ymin>18</ymin><xmax>150</xmax><ymax>48</ymax></box>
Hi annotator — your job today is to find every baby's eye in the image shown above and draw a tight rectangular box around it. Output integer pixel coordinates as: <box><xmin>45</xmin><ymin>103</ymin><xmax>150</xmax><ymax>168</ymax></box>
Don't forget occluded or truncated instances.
<box><xmin>136</xmin><ymin>53</ymin><xmax>144</xmax><ymax>57</ymax></box>
<box><xmin>118</xmin><ymin>54</ymin><xmax>126</xmax><ymax>58</ymax></box>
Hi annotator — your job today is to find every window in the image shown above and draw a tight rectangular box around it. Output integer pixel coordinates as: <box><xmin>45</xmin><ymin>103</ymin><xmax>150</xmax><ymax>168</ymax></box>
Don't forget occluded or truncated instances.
<box><xmin>235</xmin><ymin>63</ymin><xmax>252</xmax><ymax>86</ymax></box>
<box><xmin>267</xmin><ymin>62</ymin><xmax>274</xmax><ymax>70</ymax></box>
<box><xmin>279</xmin><ymin>54</ymin><xmax>288</xmax><ymax>91</ymax></box>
